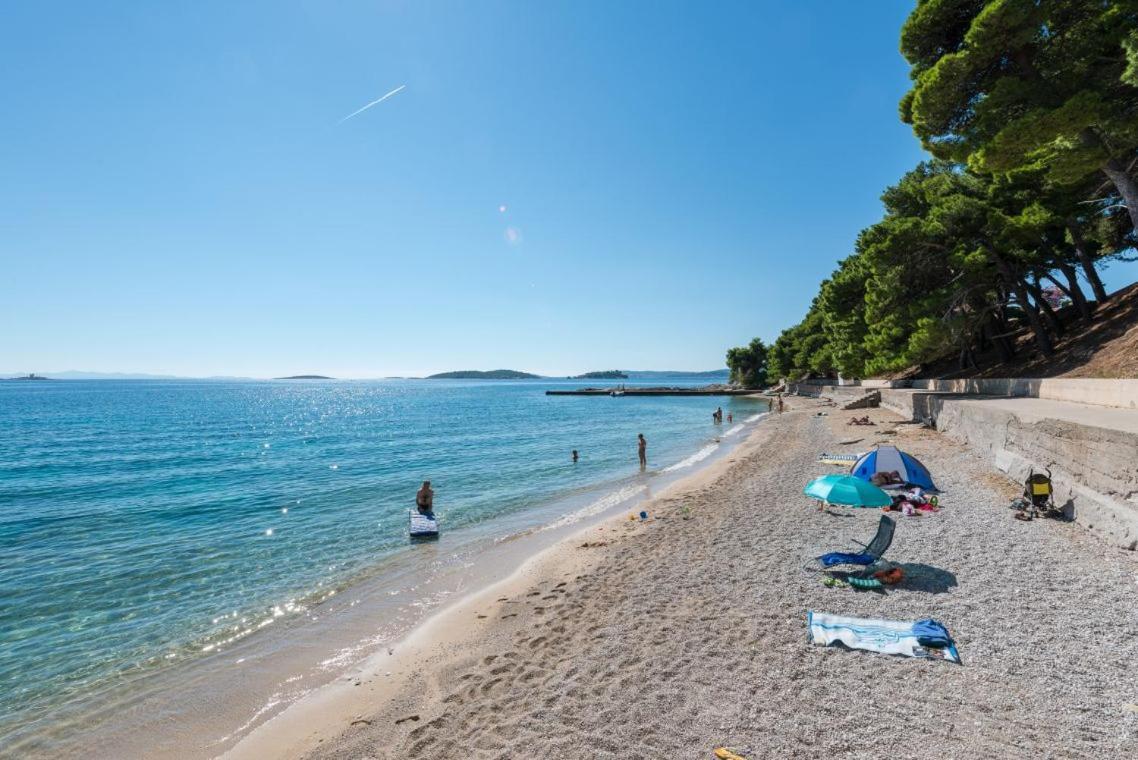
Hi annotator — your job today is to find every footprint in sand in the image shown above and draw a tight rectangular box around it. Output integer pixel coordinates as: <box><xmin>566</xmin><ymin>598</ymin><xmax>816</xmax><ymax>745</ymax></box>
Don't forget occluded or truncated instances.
<box><xmin>394</xmin><ymin>714</ymin><xmax>420</xmax><ymax>725</ymax></box>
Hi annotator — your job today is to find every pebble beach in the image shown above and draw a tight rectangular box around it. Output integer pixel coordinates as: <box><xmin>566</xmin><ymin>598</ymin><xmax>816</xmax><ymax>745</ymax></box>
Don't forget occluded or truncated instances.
<box><xmin>233</xmin><ymin>396</ymin><xmax>1138</xmax><ymax>759</ymax></box>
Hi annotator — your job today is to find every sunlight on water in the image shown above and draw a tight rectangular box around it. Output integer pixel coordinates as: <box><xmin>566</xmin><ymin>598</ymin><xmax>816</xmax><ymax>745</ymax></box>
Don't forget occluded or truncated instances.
<box><xmin>0</xmin><ymin>377</ymin><xmax>769</xmax><ymax>749</ymax></box>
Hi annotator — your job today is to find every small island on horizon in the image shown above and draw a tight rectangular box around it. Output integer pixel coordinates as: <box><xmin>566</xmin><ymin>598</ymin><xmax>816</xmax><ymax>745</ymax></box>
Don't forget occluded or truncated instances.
<box><xmin>427</xmin><ymin>370</ymin><xmax>541</xmax><ymax>380</ymax></box>
<box><xmin>3</xmin><ymin>373</ymin><xmax>54</xmax><ymax>381</ymax></box>
<box><xmin>274</xmin><ymin>375</ymin><xmax>335</xmax><ymax>380</ymax></box>
<box><xmin>568</xmin><ymin>370</ymin><xmax>628</xmax><ymax>379</ymax></box>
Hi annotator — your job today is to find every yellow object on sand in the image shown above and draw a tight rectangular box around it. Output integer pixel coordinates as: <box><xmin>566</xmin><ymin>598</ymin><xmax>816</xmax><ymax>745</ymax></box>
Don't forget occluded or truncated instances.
<box><xmin>714</xmin><ymin>748</ymin><xmax>747</xmax><ymax>760</ymax></box>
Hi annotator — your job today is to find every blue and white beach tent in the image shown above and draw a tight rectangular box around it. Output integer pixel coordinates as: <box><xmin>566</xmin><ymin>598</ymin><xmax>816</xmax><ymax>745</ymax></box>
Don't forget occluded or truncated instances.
<box><xmin>850</xmin><ymin>445</ymin><xmax>937</xmax><ymax>491</ymax></box>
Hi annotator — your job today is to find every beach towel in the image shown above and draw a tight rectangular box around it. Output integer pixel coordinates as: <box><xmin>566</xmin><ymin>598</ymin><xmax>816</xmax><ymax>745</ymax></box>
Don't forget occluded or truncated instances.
<box><xmin>807</xmin><ymin>612</ymin><xmax>961</xmax><ymax>663</ymax></box>
<box><xmin>818</xmin><ymin>452</ymin><xmax>864</xmax><ymax>466</ymax></box>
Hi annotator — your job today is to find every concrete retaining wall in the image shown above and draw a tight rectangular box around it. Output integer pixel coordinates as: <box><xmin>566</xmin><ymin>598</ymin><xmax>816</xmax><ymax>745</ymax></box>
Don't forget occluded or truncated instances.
<box><xmin>930</xmin><ymin>397</ymin><xmax>1138</xmax><ymax>550</ymax></box>
<box><xmin>908</xmin><ymin>378</ymin><xmax>1138</xmax><ymax>410</ymax></box>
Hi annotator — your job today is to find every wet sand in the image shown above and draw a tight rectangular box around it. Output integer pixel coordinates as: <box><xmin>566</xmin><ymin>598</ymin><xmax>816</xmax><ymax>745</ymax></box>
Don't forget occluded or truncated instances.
<box><xmin>230</xmin><ymin>397</ymin><xmax>1138</xmax><ymax>759</ymax></box>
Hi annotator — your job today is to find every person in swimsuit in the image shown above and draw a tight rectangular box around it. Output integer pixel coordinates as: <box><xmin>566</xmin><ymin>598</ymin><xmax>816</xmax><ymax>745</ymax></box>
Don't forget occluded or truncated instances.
<box><xmin>572</xmin><ymin>450</ymin><xmax>579</xmax><ymax>463</ymax></box>
<box><xmin>638</xmin><ymin>434</ymin><xmax>647</xmax><ymax>468</ymax></box>
<box><xmin>416</xmin><ymin>480</ymin><xmax>434</xmax><ymax>516</ymax></box>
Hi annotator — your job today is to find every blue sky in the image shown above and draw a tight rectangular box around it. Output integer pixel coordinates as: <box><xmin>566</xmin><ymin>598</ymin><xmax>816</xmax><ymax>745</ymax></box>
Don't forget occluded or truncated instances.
<box><xmin>3</xmin><ymin>1</ymin><xmax>1133</xmax><ymax>378</ymax></box>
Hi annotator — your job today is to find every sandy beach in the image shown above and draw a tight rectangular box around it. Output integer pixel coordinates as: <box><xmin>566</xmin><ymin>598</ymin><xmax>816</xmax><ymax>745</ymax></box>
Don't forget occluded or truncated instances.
<box><xmin>231</xmin><ymin>396</ymin><xmax>1138</xmax><ymax>759</ymax></box>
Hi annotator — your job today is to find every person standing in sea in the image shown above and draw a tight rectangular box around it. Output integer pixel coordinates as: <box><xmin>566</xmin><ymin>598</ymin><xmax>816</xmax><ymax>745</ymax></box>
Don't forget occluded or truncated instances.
<box><xmin>637</xmin><ymin>434</ymin><xmax>647</xmax><ymax>468</ymax></box>
<box><xmin>416</xmin><ymin>481</ymin><xmax>434</xmax><ymax>516</ymax></box>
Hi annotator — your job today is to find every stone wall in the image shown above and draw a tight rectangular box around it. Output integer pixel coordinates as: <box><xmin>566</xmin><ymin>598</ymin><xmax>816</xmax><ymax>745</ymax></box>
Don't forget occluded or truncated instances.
<box><xmin>908</xmin><ymin>378</ymin><xmax>1138</xmax><ymax>410</ymax></box>
<box><xmin>931</xmin><ymin>397</ymin><xmax>1138</xmax><ymax>550</ymax></box>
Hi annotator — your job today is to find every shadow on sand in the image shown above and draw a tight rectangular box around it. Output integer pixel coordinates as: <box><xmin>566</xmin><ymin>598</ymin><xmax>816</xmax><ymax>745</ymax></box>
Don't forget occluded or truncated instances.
<box><xmin>895</xmin><ymin>562</ymin><xmax>957</xmax><ymax>594</ymax></box>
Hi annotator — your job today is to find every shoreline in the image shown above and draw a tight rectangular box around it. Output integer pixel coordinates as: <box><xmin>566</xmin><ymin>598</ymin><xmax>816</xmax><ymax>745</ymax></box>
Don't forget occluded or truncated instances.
<box><xmin>4</xmin><ymin>386</ymin><xmax>772</xmax><ymax>759</ymax></box>
<box><xmin>225</xmin><ymin>416</ymin><xmax>776</xmax><ymax>759</ymax></box>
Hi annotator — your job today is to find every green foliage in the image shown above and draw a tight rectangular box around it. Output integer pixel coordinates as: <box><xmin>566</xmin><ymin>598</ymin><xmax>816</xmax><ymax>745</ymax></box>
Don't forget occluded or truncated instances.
<box><xmin>735</xmin><ymin>2</ymin><xmax>1137</xmax><ymax>381</ymax></box>
<box><xmin>901</xmin><ymin>0</ymin><xmax>1138</xmax><ymax>195</ymax></box>
<box><xmin>725</xmin><ymin>338</ymin><xmax>769</xmax><ymax>388</ymax></box>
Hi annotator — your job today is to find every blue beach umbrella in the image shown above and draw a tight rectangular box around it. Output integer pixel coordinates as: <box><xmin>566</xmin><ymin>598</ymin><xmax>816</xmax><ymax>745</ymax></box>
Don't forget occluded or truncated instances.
<box><xmin>850</xmin><ymin>445</ymin><xmax>937</xmax><ymax>491</ymax></box>
<box><xmin>803</xmin><ymin>473</ymin><xmax>892</xmax><ymax>508</ymax></box>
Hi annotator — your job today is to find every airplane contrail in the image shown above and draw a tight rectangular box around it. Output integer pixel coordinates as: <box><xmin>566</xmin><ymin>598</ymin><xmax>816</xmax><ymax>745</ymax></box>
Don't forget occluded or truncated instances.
<box><xmin>338</xmin><ymin>85</ymin><xmax>406</xmax><ymax>124</ymax></box>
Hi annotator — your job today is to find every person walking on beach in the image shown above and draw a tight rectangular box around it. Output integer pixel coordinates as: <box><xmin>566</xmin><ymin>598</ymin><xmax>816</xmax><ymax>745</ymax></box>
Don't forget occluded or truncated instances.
<box><xmin>416</xmin><ymin>481</ymin><xmax>434</xmax><ymax>516</ymax></box>
<box><xmin>777</xmin><ymin>395</ymin><xmax>784</xmax><ymax>414</ymax></box>
<box><xmin>637</xmin><ymin>434</ymin><xmax>647</xmax><ymax>468</ymax></box>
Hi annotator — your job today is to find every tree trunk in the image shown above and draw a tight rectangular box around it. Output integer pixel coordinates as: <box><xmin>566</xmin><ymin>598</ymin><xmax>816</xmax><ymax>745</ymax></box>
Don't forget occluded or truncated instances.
<box><xmin>1101</xmin><ymin>157</ymin><xmax>1138</xmax><ymax>237</ymax></box>
<box><xmin>983</xmin><ymin>318</ymin><xmax>1012</xmax><ymax>363</ymax></box>
<box><xmin>989</xmin><ymin>309</ymin><xmax>1016</xmax><ymax>360</ymax></box>
<box><xmin>1052</xmin><ymin>263</ymin><xmax>1092</xmax><ymax>321</ymax></box>
<box><xmin>993</xmin><ymin>254</ymin><xmax>1054</xmax><ymax>356</ymax></box>
<box><xmin>1026</xmin><ymin>278</ymin><xmax>1065</xmax><ymax>337</ymax></box>
<box><xmin>1066</xmin><ymin>220</ymin><xmax>1109</xmax><ymax>303</ymax></box>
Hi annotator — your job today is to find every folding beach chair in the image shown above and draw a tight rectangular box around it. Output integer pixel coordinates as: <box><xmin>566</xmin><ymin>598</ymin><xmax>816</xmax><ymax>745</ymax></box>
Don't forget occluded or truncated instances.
<box><xmin>816</xmin><ymin>514</ymin><xmax>895</xmax><ymax>568</ymax></box>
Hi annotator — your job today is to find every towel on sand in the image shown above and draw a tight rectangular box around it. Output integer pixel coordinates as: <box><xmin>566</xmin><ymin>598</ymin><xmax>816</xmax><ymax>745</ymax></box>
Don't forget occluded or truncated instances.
<box><xmin>807</xmin><ymin>612</ymin><xmax>960</xmax><ymax>663</ymax></box>
<box><xmin>818</xmin><ymin>452</ymin><xmax>864</xmax><ymax>465</ymax></box>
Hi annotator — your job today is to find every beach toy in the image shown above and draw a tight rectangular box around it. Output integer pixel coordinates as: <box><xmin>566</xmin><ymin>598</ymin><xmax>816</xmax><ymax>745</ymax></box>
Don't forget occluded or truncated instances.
<box><xmin>714</xmin><ymin>749</ymin><xmax>748</xmax><ymax>760</ymax></box>
<box><xmin>639</xmin><ymin>510</ymin><xmax>648</xmax><ymax>520</ymax></box>
<box><xmin>873</xmin><ymin>567</ymin><xmax>904</xmax><ymax>585</ymax></box>
<box><xmin>409</xmin><ymin>510</ymin><xmax>439</xmax><ymax>539</ymax></box>
<box><xmin>848</xmin><ymin>576</ymin><xmax>884</xmax><ymax>590</ymax></box>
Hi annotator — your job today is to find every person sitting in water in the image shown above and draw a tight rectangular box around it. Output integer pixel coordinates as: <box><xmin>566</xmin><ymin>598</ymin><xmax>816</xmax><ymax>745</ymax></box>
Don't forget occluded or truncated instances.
<box><xmin>416</xmin><ymin>480</ymin><xmax>435</xmax><ymax>516</ymax></box>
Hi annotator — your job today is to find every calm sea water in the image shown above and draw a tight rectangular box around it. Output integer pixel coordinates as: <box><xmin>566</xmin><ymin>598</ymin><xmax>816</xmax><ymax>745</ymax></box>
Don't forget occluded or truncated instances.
<box><xmin>0</xmin><ymin>377</ymin><xmax>766</xmax><ymax>750</ymax></box>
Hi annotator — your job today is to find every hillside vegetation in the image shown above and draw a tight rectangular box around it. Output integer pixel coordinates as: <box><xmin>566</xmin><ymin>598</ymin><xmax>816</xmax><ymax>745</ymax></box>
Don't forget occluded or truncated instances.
<box><xmin>731</xmin><ymin>1</ymin><xmax>1138</xmax><ymax>381</ymax></box>
<box><xmin>427</xmin><ymin>370</ymin><xmax>540</xmax><ymax>380</ymax></box>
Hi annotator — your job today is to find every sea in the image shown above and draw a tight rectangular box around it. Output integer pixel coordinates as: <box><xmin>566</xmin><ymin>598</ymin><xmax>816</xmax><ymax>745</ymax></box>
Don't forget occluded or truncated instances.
<box><xmin>0</xmin><ymin>376</ymin><xmax>770</xmax><ymax>756</ymax></box>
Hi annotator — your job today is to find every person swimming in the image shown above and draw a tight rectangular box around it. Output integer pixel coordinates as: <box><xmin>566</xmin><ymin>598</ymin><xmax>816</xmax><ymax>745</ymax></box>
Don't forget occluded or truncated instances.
<box><xmin>415</xmin><ymin>480</ymin><xmax>434</xmax><ymax>516</ymax></box>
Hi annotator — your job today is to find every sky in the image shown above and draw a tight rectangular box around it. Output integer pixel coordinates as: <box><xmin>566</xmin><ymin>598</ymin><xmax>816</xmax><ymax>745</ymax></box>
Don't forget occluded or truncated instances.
<box><xmin>3</xmin><ymin>1</ymin><xmax>1134</xmax><ymax>378</ymax></box>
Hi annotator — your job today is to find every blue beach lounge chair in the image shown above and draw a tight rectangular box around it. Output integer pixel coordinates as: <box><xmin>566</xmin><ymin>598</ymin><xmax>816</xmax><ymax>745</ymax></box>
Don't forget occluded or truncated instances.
<box><xmin>817</xmin><ymin>514</ymin><xmax>895</xmax><ymax>568</ymax></box>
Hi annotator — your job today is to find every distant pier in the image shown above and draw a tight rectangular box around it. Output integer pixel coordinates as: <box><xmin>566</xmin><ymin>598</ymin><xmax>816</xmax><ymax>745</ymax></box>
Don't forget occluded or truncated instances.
<box><xmin>545</xmin><ymin>388</ymin><xmax>764</xmax><ymax>396</ymax></box>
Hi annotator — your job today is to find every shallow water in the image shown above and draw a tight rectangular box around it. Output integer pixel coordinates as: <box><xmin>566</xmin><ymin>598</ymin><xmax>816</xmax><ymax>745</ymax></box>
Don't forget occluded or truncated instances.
<box><xmin>0</xmin><ymin>377</ymin><xmax>768</xmax><ymax>753</ymax></box>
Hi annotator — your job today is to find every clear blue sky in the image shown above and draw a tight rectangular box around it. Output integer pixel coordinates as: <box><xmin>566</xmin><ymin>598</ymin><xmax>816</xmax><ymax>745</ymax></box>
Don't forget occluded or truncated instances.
<box><xmin>3</xmin><ymin>1</ymin><xmax>1132</xmax><ymax>378</ymax></box>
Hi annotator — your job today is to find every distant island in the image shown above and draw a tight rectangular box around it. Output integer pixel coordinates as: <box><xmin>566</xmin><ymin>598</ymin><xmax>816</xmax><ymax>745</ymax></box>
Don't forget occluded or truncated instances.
<box><xmin>3</xmin><ymin>373</ymin><xmax>53</xmax><ymax>381</ymax></box>
<box><xmin>427</xmin><ymin>370</ymin><xmax>541</xmax><ymax>380</ymax></box>
<box><xmin>569</xmin><ymin>370</ymin><xmax>629</xmax><ymax>379</ymax></box>
<box><xmin>274</xmin><ymin>375</ymin><xmax>334</xmax><ymax>380</ymax></box>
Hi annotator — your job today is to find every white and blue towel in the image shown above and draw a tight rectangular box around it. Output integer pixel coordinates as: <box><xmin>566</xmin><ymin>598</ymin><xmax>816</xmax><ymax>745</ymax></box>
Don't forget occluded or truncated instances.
<box><xmin>807</xmin><ymin>612</ymin><xmax>960</xmax><ymax>664</ymax></box>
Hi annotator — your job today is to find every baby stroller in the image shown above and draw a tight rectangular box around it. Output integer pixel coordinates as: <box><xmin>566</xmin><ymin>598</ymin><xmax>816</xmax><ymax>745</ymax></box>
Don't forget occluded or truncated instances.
<box><xmin>1016</xmin><ymin>468</ymin><xmax>1056</xmax><ymax>520</ymax></box>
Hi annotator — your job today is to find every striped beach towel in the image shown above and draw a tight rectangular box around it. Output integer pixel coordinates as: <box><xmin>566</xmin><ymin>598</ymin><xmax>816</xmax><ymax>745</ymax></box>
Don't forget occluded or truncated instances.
<box><xmin>807</xmin><ymin>612</ymin><xmax>961</xmax><ymax>664</ymax></box>
<box><xmin>818</xmin><ymin>452</ymin><xmax>864</xmax><ymax>466</ymax></box>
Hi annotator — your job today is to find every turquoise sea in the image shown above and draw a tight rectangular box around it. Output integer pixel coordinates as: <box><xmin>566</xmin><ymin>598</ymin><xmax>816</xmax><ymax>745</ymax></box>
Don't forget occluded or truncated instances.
<box><xmin>0</xmin><ymin>377</ymin><xmax>768</xmax><ymax>754</ymax></box>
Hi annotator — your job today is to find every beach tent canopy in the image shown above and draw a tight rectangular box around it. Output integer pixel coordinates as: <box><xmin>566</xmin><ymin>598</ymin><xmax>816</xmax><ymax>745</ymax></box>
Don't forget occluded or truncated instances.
<box><xmin>850</xmin><ymin>445</ymin><xmax>936</xmax><ymax>491</ymax></box>
<box><xmin>803</xmin><ymin>474</ymin><xmax>892</xmax><ymax>507</ymax></box>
